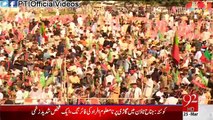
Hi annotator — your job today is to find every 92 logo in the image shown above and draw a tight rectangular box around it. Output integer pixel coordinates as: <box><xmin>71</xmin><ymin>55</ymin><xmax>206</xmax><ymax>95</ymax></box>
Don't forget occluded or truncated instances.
<box><xmin>182</xmin><ymin>94</ymin><xmax>198</xmax><ymax>116</ymax></box>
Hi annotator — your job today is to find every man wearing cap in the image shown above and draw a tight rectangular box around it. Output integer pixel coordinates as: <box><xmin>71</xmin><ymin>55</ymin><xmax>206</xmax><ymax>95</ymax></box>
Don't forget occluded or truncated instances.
<box><xmin>128</xmin><ymin>82</ymin><xmax>142</xmax><ymax>105</ymax></box>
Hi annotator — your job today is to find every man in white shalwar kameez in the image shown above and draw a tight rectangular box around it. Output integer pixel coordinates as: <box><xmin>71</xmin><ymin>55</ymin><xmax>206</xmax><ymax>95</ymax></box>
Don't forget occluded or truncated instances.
<box><xmin>143</xmin><ymin>75</ymin><xmax>154</xmax><ymax>99</ymax></box>
<box><xmin>129</xmin><ymin>83</ymin><xmax>142</xmax><ymax>104</ymax></box>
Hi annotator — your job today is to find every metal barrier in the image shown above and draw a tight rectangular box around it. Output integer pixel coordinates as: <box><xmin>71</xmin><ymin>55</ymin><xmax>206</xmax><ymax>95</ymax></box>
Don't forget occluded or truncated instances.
<box><xmin>1</xmin><ymin>98</ymin><xmax>212</xmax><ymax>105</ymax></box>
<box><xmin>0</xmin><ymin>98</ymin><xmax>149</xmax><ymax>105</ymax></box>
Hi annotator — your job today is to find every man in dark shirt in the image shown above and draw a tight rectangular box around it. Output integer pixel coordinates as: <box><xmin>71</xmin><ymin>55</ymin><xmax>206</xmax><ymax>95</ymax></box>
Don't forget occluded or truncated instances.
<box><xmin>57</xmin><ymin>41</ymin><xmax>65</xmax><ymax>55</ymax></box>
<box><xmin>42</xmin><ymin>19</ymin><xmax>50</xmax><ymax>27</ymax></box>
<box><xmin>103</xmin><ymin>38</ymin><xmax>115</xmax><ymax>48</ymax></box>
<box><xmin>29</xmin><ymin>19</ymin><xmax>37</xmax><ymax>31</ymax></box>
<box><xmin>151</xmin><ymin>68</ymin><xmax>161</xmax><ymax>83</ymax></box>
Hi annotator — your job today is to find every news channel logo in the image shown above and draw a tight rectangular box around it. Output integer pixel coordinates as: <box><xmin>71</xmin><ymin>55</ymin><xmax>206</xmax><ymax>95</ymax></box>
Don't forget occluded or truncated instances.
<box><xmin>0</xmin><ymin>0</ymin><xmax>18</xmax><ymax>8</ymax></box>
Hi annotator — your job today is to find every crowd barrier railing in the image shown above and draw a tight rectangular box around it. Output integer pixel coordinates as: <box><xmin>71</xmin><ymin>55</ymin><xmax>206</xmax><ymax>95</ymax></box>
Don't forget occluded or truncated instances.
<box><xmin>1</xmin><ymin>98</ymin><xmax>212</xmax><ymax>105</ymax></box>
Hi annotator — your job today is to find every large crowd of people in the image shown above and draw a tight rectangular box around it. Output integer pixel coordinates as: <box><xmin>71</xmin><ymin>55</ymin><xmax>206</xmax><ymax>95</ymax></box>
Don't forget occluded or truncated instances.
<box><xmin>0</xmin><ymin>4</ymin><xmax>212</xmax><ymax>105</ymax></box>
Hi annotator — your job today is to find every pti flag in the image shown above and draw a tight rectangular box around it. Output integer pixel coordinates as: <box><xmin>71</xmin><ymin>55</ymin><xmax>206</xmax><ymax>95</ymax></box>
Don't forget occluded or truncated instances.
<box><xmin>200</xmin><ymin>48</ymin><xmax>212</xmax><ymax>63</ymax></box>
<box><xmin>40</xmin><ymin>22</ymin><xmax>48</xmax><ymax>42</ymax></box>
<box><xmin>172</xmin><ymin>33</ymin><xmax>180</xmax><ymax>64</ymax></box>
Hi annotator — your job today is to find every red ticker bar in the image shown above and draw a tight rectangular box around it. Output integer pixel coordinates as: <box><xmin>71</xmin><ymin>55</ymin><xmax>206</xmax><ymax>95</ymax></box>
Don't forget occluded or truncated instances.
<box><xmin>0</xmin><ymin>105</ymin><xmax>182</xmax><ymax>120</ymax></box>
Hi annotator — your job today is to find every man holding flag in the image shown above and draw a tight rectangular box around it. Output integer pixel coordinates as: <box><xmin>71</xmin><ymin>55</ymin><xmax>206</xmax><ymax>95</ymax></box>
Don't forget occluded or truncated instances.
<box><xmin>40</xmin><ymin>21</ymin><xmax>48</xmax><ymax>44</ymax></box>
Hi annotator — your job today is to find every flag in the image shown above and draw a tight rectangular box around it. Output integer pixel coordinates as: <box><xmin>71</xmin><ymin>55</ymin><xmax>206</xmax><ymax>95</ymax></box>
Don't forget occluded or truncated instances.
<box><xmin>158</xmin><ymin>31</ymin><xmax>164</xmax><ymax>41</ymax></box>
<box><xmin>45</xmin><ymin>75</ymin><xmax>54</xmax><ymax>87</ymax></box>
<box><xmin>53</xmin><ymin>23</ymin><xmax>57</xmax><ymax>28</ymax></box>
<box><xmin>17</xmin><ymin>31</ymin><xmax>24</xmax><ymax>43</ymax></box>
<box><xmin>3</xmin><ymin>46</ymin><xmax>12</xmax><ymax>54</ymax></box>
<box><xmin>101</xmin><ymin>63</ymin><xmax>108</xmax><ymax>71</ymax></box>
<box><xmin>186</xmin><ymin>2</ymin><xmax>192</xmax><ymax>9</ymax></box>
<box><xmin>139</xmin><ymin>59</ymin><xmax>143</xmax><ymax>66</ymax></box>
<box><xmin>107</xmin><ymin>49</ymin><xmax>113</xmax><ymax>62</ymax></box>
<box><xmin>80</xmin><ymin>52</ymin><xmax>84</xmax><ymax>61</ymax></box>
<box><xmin>192</xmin><ymin>80</ymin><xmax>206</xmax><ymax>89</ymax></box>
<box><xmin>199</xmin><ymin>72</ymin><xmax>208</xmax><ymax>86</ymax></box>
<box><xmin>165</xmin><ymin>62</ymin><xmax>170</xmax><ymax>72</ymax></box>
<box><xmin>172</xmin><ymin>33</ymin><xmax>180</xmax><ymax>64</ymax></box>
<box><xmin>115</xmin><ymin>73</ymin><xmax>122</xmax><ymax>83</ymax></box>
<box><xmin>204</xmin><ymin>50</ymin><xmax>212</xmax><ymax>61</ymax></box>
<box><xmin>40</xmin><ymin>72</ymin><xmax>46</xmax><ymax>88</ymax></box>
<box><xmin>65</xmin><ymin>37</ymin><xmax>71</xmax><ymax>49</ymax></box>
<box><xmin>40</xmin><ymin>22</ymin><xmax>48</xmax><ymax>42</ymax></box>
<box><xmin>40</xmin><ymin>22</ymin><xmax>45</xmax><ymax>36</ymax></box>
<box><xmin>96</xmin><ymin>42</ymin><xmax>99</xmax><ymax>51</ymax></box>
<box><xmin>173</xmin><ymin>69</ymin><xmax>180</xmax><ymax>85</ymax></box>
<box><xmin>200</xmin><ymin>50</ymin><xmax>212</xmax><ymax>63</ymax></box>
<box><xmin>197</xmin><ymin>1</ymin><xmax>205</xmax><ymax>9</ymax></box>
<box><xmin>200</xmin><ymin>53</ymin><xmax>208</xmax><ymax>63</ymax></box>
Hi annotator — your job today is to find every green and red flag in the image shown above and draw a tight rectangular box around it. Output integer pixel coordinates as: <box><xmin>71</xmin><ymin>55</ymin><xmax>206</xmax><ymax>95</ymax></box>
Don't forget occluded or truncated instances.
<box><xmin>96</xmin><ymin>42</ymin><xmax>99</xmax><ymax>51</ymax></box>
<box><xmin>40</xmin><ymin>22</ymin><xmax>45</xmax><ymax>35</ymax></box>
<box><xmin>45</xmin><ymin>75</ymin><xmax>54</xmax><ymax>87</ymax></box>
<box><xmin>40</xmin><ymin>72</ymin><xmax>46</xmax><ymax>88</ymax></box>
<box><xmin>115</xmin><ymin>73</ymin><xmax>122</xmax><ymax>83</ymax></box>
<box><xmin>107</xmin><ymin>49</ymin><xmax>113</xmax><ymax>62</ymax></box>
<box><xmin>17</xmin><ymin>30</ymin><xmax>24</xmax><ymax>43</ymax></box>
<box><xmin>173</xmin><ymin>69</ymin><xmax>180</xmax><ymax>85</ymax></box>
<box><xmin>199</xmin><ymin>71</ymin><xmax>208</xmax><ymax>86</ymax></box>
<box><xmin>40</xmin><ymin>22</ymin><xmax>48</xmax><ymax>42</ymax></box>
<box><xmin>204</xmin><ymin>50</ymin><xmax>212</xmax><ymax>61</ymax></box>
<box><xmin>200</xmin><ymin>49</ymin><xmax>212</xmax><ymax>63</ymax></box>
<box><xmin>192</xmin><ymin>79</ymin><xmax>206</xmax><ymax>89</ymax></box>
<box><xmin>172</xmin><ymin>32</ymin><xmax>180</xmax><ymax>64</ymax></box>
<box><xmin>158</xmin><ymin>31</ymin><xmax>164</xmax><ymax>41</ymax></box>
